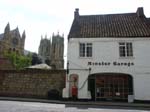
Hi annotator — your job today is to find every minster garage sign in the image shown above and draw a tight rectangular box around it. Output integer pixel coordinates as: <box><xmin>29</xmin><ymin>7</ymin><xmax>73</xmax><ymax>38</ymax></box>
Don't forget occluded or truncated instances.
<box><xmin>88</xmin><ymin>61</ymin><xmax>134</xmax><ymax>67</ymax></box>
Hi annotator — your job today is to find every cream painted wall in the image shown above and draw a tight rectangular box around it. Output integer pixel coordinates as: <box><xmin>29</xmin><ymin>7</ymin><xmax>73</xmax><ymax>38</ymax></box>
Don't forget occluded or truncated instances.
<box><xmin>64</xmin><ymin>37</ymin><xmax>150</xmax><ymax>100</ymax></box>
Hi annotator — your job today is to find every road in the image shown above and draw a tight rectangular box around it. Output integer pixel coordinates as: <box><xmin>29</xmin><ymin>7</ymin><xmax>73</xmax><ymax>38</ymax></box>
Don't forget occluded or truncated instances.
<box><xmin>0</xmin><ymin>100</ymin><xmax>149</xmax><ymax>112</ymax></box>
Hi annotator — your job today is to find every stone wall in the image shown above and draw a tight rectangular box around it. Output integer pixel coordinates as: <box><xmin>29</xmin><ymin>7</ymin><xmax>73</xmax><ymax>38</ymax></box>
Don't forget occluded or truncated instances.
<box><xmin>0</xmin><ymin>58</ymin><xmax>14</xmax><ymax>70</ymax></box>
<box><xmin>0</xmin><ymin>69</ymin><xmax>66</xmax><ymax>99</ymax></box>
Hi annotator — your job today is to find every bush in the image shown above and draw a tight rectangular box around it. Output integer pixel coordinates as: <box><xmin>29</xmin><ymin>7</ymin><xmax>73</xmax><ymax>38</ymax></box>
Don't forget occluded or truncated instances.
<box><xmin>4</xmin><ymin>52</ymin><xmax>31</xmax><ymax>70</ymax></box>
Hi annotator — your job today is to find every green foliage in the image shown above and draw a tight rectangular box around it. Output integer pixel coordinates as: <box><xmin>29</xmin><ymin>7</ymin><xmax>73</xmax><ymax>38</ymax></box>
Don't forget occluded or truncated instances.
<box><xmin>4</xmin><ymin>52</ymin><xmax>31</xmax><ymax>70</ymax></box>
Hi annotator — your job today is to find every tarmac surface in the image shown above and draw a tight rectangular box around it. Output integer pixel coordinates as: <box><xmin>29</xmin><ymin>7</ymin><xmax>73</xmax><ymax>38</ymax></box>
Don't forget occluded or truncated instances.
<box><xmin>0</xmin><ymin>100</ymin><xmax>150</xmax><ymax>112</ymax></box>
<box><xmin>0</xmin><ymin>97</ymin><xmax>150</xmax><ymax>111</ymax></box>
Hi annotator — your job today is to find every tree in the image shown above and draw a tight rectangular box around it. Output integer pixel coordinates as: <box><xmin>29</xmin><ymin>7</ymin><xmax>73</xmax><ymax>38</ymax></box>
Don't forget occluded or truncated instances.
<box><xmin>4</xmin><ymin>52</ymin><xmax>31</xmax><ymax>70</ymax></box>
<box><xmin>45</xmin><ymin>59</ymin><xmax>51</xmax><ymax>66</ymax></box>
<box><xmin>31</xmin><ymin>53</ymin><xmax>42</xmax><ymax>65</ymax></box>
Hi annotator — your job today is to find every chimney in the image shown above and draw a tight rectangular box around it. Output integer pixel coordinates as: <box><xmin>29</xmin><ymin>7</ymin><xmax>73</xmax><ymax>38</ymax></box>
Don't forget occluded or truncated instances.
<box><xmin>74</xmin><ymin>8</ymin><xmax>79</xmax><ymax>19</ymax></box>
<box><xmin>136</xmin><ymin>7</ymin><xmax>145</xmax><ymax>17</ymax></box>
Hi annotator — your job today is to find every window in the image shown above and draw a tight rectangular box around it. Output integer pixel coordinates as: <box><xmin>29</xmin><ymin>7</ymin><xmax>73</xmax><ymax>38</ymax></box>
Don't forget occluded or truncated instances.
<box><xmin>53</xmin><ymin>44</ymin><xmax>56</xmax><ymax>53</ymax></box>
<box><xmin>8</xmin><ymin>48</ymin><xmax>12</xmax><ymax>53</ymax></box>
<box><xmin>80</xmin><ymin>43</ymin><xmax>85</xmax><ymax>57</ymax></box>
<box><xmin>13</xmin><ymin>48</ymin><xmax>16</xmax><ymax>52</ymax></box>
<box><xmin>79</xmin><ymin>43</ymin><xmax>92</xmax><ymax>57</ymax></box>
<box><xmin>119</xmin><ymin>42</ymin><xmax>133</xmax><ymax>57</ymax></box>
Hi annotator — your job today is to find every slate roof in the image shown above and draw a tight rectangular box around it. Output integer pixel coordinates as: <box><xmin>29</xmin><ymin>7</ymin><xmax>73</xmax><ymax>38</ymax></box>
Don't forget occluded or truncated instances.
<box><xmin>147</xmin><ymin>18</ymin><xmax>150</xmax><ymax>28</ymax></box>
<box><xmin>68</xmin><ymin>8</ymin><xmax>150</xmax><ymax>38</ymax></box>
<box><xmin>27</xmin><ymin>64</ymin><xmax>51</xmax><ymax>69</ymax></box>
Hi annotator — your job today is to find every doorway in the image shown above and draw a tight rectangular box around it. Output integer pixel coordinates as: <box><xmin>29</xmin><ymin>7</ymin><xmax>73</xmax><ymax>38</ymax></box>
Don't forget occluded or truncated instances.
<box><xmin>88</xmin><ymin>73</ymin><xmax>133</xmax><ymax>101</ymax></box>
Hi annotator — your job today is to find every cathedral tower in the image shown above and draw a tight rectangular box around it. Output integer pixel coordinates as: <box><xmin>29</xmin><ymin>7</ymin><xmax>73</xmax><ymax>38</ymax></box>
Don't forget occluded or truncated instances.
<box><xmin>0</xmin><ymin>23</ymin><xmax>26</xmax><ymax>55</ymax></box>
<box><xmin>38</xmin><ymin>33</ymin><xmax>64</xmax><ymax>69</ymax></box>
<box><xmin>51</xmin><ymin>33</ymin><xmax>64</xmax><ymax>69</ymax></box>
<box><xmin>38</xmin><ymin>35</ymin><xmax>51</xmax><ymax>65</ymax></box>
<box><xmin>0</xmin><ymin>23</ymin><xmax>26</xmax><ymax>69</ymax></box>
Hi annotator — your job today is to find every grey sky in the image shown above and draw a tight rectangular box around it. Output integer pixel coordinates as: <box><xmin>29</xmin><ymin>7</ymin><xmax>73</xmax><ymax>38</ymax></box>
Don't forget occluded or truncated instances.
<box><xmin>0</xmin><ymin>0</ymin><xmax>149</xmax><ymax>53</ymax></box>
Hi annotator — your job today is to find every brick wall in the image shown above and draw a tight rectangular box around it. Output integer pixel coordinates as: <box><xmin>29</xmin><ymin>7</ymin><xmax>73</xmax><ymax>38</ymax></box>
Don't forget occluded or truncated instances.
<box><xmin>0</xmin><ymin>69</ymin><xmax>66</xmax><ymax>99</ymax></box>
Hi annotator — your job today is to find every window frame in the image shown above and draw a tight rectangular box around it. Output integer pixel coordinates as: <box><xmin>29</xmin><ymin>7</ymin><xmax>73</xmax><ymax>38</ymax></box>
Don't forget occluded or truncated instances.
<box><xmin>79</xmin><ymin>43</ymin><xmax>92</xmax><ymax>58</ymax></box>
<box><xmin>119</xmin><ymin>42</ymin><xmax>133</xmax><ymax>58</ymax></box>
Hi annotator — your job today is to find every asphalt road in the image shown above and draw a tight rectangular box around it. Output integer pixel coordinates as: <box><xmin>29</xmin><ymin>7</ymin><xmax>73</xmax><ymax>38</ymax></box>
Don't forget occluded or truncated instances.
<box><xmin>0</xmin><ymin>100</ymin><xmax>149</xmax><ymax>112</ymax></box>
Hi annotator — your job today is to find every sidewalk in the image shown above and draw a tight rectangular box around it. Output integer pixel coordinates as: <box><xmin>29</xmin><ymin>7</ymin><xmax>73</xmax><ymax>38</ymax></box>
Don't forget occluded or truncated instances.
<box><xmin>0</xmin><ymin>97</ymin><xmax>150</xmax><ymax>110</ymax></box>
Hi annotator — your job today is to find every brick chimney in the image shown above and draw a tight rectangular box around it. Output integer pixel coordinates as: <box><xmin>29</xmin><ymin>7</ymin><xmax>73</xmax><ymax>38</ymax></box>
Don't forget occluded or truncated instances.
<box><xmin>74</xmin><ymin>8</ymin><xmax>79</xmax><ymax>19</ymax></box>
<box><xmin>136</xmin><ymin>7</ymin><xmax>145</xmax><ymax>17</ymax></box>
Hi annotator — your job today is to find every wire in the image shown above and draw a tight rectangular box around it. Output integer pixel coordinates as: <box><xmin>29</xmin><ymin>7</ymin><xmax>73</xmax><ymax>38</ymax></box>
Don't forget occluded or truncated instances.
<box><xmin>78</xmin><ymin>77</ymin><xmax>88</xmax><ymax>90</ymax></box>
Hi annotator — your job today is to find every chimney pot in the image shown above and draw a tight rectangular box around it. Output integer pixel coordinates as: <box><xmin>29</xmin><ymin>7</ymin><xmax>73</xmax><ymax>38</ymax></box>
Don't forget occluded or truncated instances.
<box><xmin>74</xmin><ymin>8</ymin><xmax>79</xmax><ymax>19</ymax></box>
<box><xmin>136</xmin><ymin>7</ymin><xmax>145</xmax><ymax>17</ymax></box>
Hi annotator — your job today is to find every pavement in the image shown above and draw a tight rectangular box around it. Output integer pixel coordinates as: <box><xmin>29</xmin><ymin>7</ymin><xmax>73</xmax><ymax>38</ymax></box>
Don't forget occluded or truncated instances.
<box><xmin>0</xmin><ymin>97</ymin><xmax>150</xmax><ymax>110</ymax></box>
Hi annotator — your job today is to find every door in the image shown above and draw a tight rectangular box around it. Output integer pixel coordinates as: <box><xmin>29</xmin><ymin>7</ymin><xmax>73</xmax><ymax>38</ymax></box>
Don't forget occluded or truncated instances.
<box><xmin>95</xmin><ymin>74</ymin><xmax>133</xmax><ymax>100</ymax></box>
<box><xmin>88</xmin><ymin>77</ymin><xmax>95</xmax><ymax>100</ymax></box>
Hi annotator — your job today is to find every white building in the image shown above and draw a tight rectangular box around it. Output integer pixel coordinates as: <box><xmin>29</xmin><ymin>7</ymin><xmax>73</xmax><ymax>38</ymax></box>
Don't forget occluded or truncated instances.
<box><xmin>63</xmin><ymin>7</ymin><xmax>150</xmax><ymax>101</ymax></box>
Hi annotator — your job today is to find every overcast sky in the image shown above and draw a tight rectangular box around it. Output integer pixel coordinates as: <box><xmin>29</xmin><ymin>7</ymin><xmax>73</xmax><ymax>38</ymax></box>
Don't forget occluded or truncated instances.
<box><xmin>0</xmin><ymin>0</ymin><xmax>150</xmax><ymax>55</ymax></box>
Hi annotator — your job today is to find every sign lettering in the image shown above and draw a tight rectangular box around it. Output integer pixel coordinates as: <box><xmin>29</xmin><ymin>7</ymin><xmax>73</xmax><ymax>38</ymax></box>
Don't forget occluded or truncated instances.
<box><xmin>88</xmin><ymin>61</ymin><xmax>134</xmax><ymax>67</ymax></box>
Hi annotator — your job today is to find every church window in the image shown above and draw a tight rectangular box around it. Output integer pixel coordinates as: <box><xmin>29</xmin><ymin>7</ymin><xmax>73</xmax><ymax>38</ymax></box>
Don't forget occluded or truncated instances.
<box><xmin>53</xmin><ymin>44</ymin><xmax>56</xmax><ymax>53</ymax></box>
<box><xmin>119</xmin><ymin>42</ymin><xmax>133</xmax><ymax>57</ymax></box>
<box><xmin>0</xmin><ymin>46</ymin><xmax>2</xmax><ymax>53</ymax></box>
<box><xmin>79</xmin><ymin>43</ymin><xmax>92</xmax><ymax>57</ymax></box>
<box><xmin>59</xmin><ymin>46</ymin><xmax>62</xmax><ymax>58</ymax></box>
<box><xmin>8</xmin><ymin>48</ymin><xmax>11</xmax><ymax>53</ymax></box>
<box><xmin>12</xmin><ymin>38</ymin><xmax>18</xmax><ymax>45</ymax></box>
<box><xmin>13</xmin><ymin>48</ymin><xmax>16</xmax><ymax>52</ymax></box>
<box><xmin>46</xmin><ymin>47</ymin><xmax>48</xmax><ymax>52</ymax></box>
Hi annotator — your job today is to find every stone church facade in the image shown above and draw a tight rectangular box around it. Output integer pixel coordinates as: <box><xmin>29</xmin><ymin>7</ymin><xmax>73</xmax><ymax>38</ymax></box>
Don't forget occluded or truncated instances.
<box><xmin>0</xmin><ymin>23</ymin><xmax>26</xmax><ymax>69</ymax></box>
<box><xmin>38</xmin><ymin>33</ymin><xmax>64</xmax><ymax>69</ymax></box>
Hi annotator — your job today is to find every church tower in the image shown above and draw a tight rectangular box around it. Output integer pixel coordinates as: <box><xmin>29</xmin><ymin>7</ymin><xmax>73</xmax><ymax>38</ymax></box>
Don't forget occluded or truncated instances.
<box><xmin>4</xmin><ymin>23</ymin><xmax>10</xmax><ymax>39</ymax></box>
<box><xmin>38</xmin><ymin>33</ymin><xmax>64</xmax><ymax>69</ymax></box>
<box><xmin>0</xmin><ymin>23</ymin><xmax>26</xmax><ymax>70</ymax></box>
<box><xmin>38</xmin><ymin>35</ymin><xmax>51</xmax><ymax>65</ymax></box>
<box><xmin>50</xmin><ymin>33</ymin><xmax>64</xmax><ymax>69</ymax></box>
<box><xmin>21</xmin><ymin>30</ymin><xmax>26</xmax><ymax>53</ymax></box>
<box><xmin>1</xmin><ymin>23</ymin><xmax>25</xmax><ymax>55</ymax></box>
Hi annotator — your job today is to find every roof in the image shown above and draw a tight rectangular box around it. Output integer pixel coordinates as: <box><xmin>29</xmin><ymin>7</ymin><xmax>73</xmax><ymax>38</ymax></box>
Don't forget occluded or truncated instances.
<box><xmin>27</xmin><ymin>63</ymin><xmax>51</xmax><ymax>69</ymax></box>
<box><xmin>68</xmin><ymin>7</ymin><xmax>150</xmax><ymax>38</ymax></box>
<box><xmin>10</xmin><ymin>28</ymin><xmax>21</xmax><ymax>38</ymax></box>
<box><xmin>0</xmin><ymin>26</ymin><xmax>21</xmax><ymax>41</ymax></box>
<box><xmin>147</xmin><ymin>18</ymin><xmax>150</xmax><ymax>28</ymax></box>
